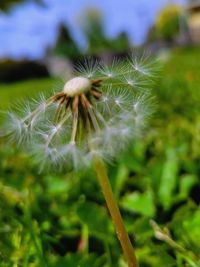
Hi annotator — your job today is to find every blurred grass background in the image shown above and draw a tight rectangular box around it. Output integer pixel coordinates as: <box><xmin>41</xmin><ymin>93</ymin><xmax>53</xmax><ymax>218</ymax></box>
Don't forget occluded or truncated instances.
<box><xmin>0</xmin><ymin>46</ymin><xmax>200</xmax><ymax>266</ymax></box>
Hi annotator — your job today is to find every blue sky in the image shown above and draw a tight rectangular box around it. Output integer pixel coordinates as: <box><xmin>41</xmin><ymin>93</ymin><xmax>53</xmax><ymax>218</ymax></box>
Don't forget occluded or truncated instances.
<box><xmin>0</xmin><ymin>0</ymin><xmax>186</xmax><ymax>59</ymax></box>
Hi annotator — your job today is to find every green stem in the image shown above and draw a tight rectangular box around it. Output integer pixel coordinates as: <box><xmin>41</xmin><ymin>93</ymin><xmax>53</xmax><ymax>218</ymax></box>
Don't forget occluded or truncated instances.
<box><xmin>93</xmin><ymin>156</ymin><xmax>139</xmax><ymax>267</ymax></box>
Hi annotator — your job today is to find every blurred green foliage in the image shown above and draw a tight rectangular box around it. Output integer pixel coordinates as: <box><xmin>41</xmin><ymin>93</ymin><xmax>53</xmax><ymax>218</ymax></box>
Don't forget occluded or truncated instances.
<box><xmin>155</xmin><ymin>4</ymin><xmax>187</xmax><ymax>41</ymax></box>
<box><xmin>0</xmin><ymin>0</ymin><xmax>24</xmax><ymax>10</ymax></box>
<box><xmin>53</xmin><ymin>25</ymin><xmax>82</xmax><ymax>60</ymax></box>
<box><xmin>0</xmin><ymin>47</ymin><xmax>200</xmax><ymax>266</ymax></box>
<box><xmin>80</xmin><ymin>8</ymin><xmax>130</xmax><ymax>55</ymax></box>
<box><xmin>0</xmin><ymin>0</ymin><xmax>42</xmax><ymax>11</ymax></box>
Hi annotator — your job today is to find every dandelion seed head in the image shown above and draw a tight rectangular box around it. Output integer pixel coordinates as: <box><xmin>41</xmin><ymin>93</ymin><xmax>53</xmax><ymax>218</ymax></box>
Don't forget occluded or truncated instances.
<box><xmin>1</xmin><ymin>54</ymin><xmax>157</xmax><ymax>171</ymax></box>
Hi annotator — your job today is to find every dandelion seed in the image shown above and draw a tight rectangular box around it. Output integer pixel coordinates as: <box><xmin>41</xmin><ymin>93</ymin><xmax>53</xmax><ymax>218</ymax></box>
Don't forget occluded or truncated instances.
<box><xmin>75</xmin><ymin>58</ymin><xmax>99</xmax><ymax>79</ymax></box>
<box><xmin>128</xmin><ymin>52</ymin><xmax>158</xmax><ymax>78</ymax></box>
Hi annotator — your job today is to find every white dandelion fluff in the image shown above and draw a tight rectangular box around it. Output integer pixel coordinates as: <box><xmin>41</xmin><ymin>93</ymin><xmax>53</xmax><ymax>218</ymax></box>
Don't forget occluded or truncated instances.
<box><xmin>1</xmin><ymin>55</ymin><xmax>157</xmax><ymax>171</ymax></box>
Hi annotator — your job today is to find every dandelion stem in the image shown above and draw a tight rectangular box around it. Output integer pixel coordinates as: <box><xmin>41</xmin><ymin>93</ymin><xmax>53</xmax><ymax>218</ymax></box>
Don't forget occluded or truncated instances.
<box><xmin>93</xmin><ymin>156</ymin><xmax>139</xmax><ymax>267</ymax></box>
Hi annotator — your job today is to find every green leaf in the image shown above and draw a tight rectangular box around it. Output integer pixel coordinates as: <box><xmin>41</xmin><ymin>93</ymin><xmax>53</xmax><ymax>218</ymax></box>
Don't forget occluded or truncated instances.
<box><xmin>76</xmin><ymin>200</ymin><xmax>112</xmax><ymax>241</ymax></box>
<box><xmin>183</xmin><ymin>210</ymin><xmax>200</xmax><ymax>246</ymax></box>
<box><xmin>46</xmin><ymin>175</ymin><xmax>69</xmax><ymax>195</ymax></box>
<box><xmin>158</xmin><ymin>148</ymin><xmax>179</xmax><ymax>210</ymax></box>
<box><xmin>49</xmin><ymin>253</ymin><xmax>103</xmax><ymax>267</ymax></box>
<box><xmin>178</xmin><ymin>174</ymin><xmax>197</xmax><ymax>200</ymax></box>
<box><xmin>121</xmin><ymin>191</ymin><xmax>155</xmax><ymax>217</ymax></box>
<box><xmin>113</xmin><ymin>164</ymin><xmax>129</xmax><ymax>199</ymax></box>
<box><xmin>130</xmin><ymin>217</ymin><xmax>153</xmax><ymax>241</ymax></box>
<box><xmin>51</xmin><ymin>253</ymin><xmax>80</xmax><ymax>267</ymax></box>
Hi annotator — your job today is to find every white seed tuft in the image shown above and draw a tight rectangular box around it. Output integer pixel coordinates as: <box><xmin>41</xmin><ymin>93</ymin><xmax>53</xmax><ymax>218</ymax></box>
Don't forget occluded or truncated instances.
<box><xmin>63</xmin><ymin>77</ymin><xmax>92</xmax><ymax>96</ymax></box>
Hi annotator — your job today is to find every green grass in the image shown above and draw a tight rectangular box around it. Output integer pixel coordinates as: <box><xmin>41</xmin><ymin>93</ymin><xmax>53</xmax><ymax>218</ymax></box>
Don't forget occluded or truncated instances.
<box><xmin>0</xmin><ymin>47</ymin><xmax>200</xmax><ymax>267</ymax></box>
<box><xmin>0</xmin><ymin>77</ymin><xmax>57</xmax><ymax>109</ymax></box>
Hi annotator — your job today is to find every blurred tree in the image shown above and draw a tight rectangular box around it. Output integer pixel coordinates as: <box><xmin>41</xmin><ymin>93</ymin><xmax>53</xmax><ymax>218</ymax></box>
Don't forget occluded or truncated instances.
<box><xmin>0</xmin><ymin>59</ymin><xmax>49</xmax><ymax>82</ymax></box>
<box><xmin>80</xmin><ymin>8</ymin><xmax>130</xmax><ymax>55</ymax></box>
<box><xmin>53</xmin><ymin>24</ymin><xmax>82</xmax><ymax>60</ymax></box>
<box><xmin>154</xmin><ymin>4</ymin><xmax>187</xmax><ymax>41</ymax></box>
<box><xmin>0</xmin><ymin>0</ymin><xmax>43</xmax><ymax>11</ymax></box>
<box><xmin>81</xmin><ymin>8</ymin><xmax>109</xmax><ymax>54</ymax></box>
<box><xmin>109</xmin><ymin>32</ymin><xmax>130</xmax><ymax>53</ymax></box>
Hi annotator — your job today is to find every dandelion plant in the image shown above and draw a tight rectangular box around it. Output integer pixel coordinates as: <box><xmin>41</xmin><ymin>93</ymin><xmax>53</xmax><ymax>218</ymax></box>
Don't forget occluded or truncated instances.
<box><xmin>2</xmin><ymin>54</ymin><xmax>157</xmax><ymax>267</ymax></box>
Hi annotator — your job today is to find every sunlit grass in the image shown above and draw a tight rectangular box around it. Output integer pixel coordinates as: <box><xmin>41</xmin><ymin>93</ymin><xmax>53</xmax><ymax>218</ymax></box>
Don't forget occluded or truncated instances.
<box><xmin>0</xmin><ymin>78</ymin><xmax>57</xmax><ymax>109</ymax></box>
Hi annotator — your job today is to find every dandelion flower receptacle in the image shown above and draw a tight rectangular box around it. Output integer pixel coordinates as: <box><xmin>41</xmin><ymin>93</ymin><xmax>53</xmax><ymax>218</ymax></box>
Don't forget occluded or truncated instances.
<box><xmin>2</xmin><ymin>55</ymin><xmax>157</xmax><ymax>267</ymax></box>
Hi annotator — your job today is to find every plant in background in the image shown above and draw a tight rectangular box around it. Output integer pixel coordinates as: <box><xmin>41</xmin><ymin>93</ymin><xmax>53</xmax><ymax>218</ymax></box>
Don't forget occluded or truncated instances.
<box><xmin>155</xmin><ymin>4</ymin><xmax>187</xmax><ymax>41</ymax></box>
<box><xmin>2</xmin><ymin>54</ymin><xmax>157</xmax><ymax>267</ymax></box>
<box><xmin>79</xmin><ymin>8</ymin><xmax>130</xmax><ymax>55</ymax></box>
